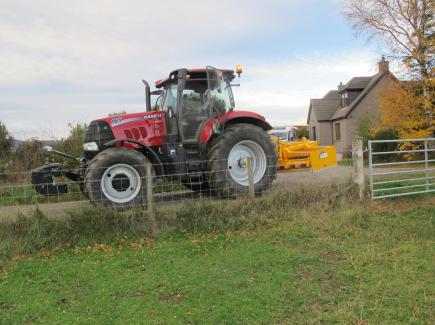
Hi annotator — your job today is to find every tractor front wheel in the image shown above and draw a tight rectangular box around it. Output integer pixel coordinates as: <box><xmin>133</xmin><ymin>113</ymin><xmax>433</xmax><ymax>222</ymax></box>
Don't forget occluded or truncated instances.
<box><xmin>84</xmin><ymin>148</ymin><xmax>151</xmax><ymax>210</ymax></box>
<box><xmin>207</xmin><ymin>123</ymin><xmax>277</xmax><ymax>197</ymax></box>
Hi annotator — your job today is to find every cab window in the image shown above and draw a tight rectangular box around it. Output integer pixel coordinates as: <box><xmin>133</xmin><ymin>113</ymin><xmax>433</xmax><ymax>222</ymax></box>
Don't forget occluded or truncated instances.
<box><xmin>162</xmin><ymin>84</ymin><xmax>178</xmax><ymax>113</ymax></box>
<box><xmin>208</xmin><ymin>70</ymin><xmax>232</xmax><ymax>115</ymax></box>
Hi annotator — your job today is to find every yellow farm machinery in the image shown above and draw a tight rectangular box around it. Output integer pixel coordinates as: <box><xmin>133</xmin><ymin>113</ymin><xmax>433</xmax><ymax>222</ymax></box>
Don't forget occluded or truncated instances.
<box><xmin>271</xmin><ymin>137</ymin><xmax>337</xmax><ymax>171</ymax></box>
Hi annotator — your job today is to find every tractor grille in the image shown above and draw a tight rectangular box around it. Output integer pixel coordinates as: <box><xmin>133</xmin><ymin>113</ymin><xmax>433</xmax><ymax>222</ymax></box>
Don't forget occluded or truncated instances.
<box><xmin>84</xmin><ymin>121</ymin><xmax>115</xmax><ymax>149</ymax></box>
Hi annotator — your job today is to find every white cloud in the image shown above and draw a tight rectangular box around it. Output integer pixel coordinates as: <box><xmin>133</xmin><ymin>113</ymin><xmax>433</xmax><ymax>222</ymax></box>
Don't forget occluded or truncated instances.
<box><xmin>0</xmin><ymin>0</ymin><xmax>297</xmax><ymax>86</ymax></box>
<box><xmin>233</xmin><ymin>50</ymin><xmax>380</xmax><ymax>125</ymax></box>
<box><xmin>0</xmin><ymin>0</ymin><xmax>383</xmax><ymax>138</ymax></box>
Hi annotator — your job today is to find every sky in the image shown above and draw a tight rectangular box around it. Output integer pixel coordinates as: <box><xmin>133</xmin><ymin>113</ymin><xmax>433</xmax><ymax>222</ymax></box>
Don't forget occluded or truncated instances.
<box><xmin>0</xmin><ymin>0</ymin><xmax>390</xmax><ymax>139</ymax></box>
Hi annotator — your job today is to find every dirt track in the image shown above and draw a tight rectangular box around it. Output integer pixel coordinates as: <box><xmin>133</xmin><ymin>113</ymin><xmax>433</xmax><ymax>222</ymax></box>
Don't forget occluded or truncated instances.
<box><xmin>0</xmin><ymin>166</ymin><xmax>356</xmax><ymax>220</ymax></box>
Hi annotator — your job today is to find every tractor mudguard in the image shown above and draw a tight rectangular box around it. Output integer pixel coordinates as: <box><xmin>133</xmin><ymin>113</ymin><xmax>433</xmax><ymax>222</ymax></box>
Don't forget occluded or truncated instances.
<box><xmin>103</xmin><ymin>138</ymin><xmax>165</xmax><ymax>176</ymax></box>
<box><xmin>32</xmin><ymin>163</ymin><xmax>78</xmax><ymax>196</ymax></box>
<box><xmin>199</xmin><ymin>111</ymin><xmax>272</xmax><ymax>144</ymax></box>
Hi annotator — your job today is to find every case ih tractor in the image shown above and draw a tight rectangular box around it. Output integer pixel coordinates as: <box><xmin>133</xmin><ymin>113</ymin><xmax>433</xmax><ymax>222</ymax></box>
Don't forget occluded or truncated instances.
<box><xmin>32</xmin><ymin>66</ymin><xmax>277</xmax><ymax>209</ymax></box>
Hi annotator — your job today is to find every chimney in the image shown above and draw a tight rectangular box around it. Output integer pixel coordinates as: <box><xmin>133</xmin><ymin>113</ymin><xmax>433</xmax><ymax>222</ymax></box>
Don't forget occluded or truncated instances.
<box><xmin>378</xmin><ymin>56</ymin><xmax>389</xmax><ymax>73</ymax></box>
<box><xmin>338</xmin><ymin>81</ymin><xmax>344</xmax><ymax>91</ymax></box>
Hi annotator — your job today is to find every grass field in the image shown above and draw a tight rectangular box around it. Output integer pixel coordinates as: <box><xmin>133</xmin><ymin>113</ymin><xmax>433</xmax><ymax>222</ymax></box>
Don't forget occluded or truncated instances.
<box><xmin>0</xmin><ymin>187</ymin><xmax>434</xmax><ymax>324</ymax></box>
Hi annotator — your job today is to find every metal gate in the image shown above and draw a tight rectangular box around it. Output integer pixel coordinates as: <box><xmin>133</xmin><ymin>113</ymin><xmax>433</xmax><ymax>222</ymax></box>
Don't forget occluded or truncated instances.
<box><xmin>368</xmin><ymin>138</ymin><xmax>435</xmax><ymax>199</ymax></box>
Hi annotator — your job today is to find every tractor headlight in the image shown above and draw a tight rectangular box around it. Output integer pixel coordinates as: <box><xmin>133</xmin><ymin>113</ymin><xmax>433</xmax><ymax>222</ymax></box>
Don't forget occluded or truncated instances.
<box><xmin>83</xmin><ymin>142</ymin><xmax>99</xmax><ymax>151</ymax></box>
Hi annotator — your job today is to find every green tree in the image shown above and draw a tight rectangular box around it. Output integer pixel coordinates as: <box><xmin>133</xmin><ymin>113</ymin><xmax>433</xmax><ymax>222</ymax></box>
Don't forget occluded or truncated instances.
<box><xmin>11</xmin><ymin>140</ymin><xmax>45</xmax><ymax>173</ymax></box>
<box><xmin>0</xmin><ymin>121</ymin><xmax>14</xmax><ymax>179</ymax></box>
<box><xmin>296</xmin><ymin>125</ymin><xmax>309</xmax><ymax>139</ymax></box>
<box><xmin>0</xmin><ymin>121</ymin><xmax>14</xmax><ymax>161</ymax></box>
<box><xmin>355</xmin><ymin>115</ymin><xmax>375</xmax><ymax>149</ymax></box>
<box><xmin>55</xmin><ymin>123</ymin><xmax>87</xmax><ymax>169</ymax></box>
<box><xmin>373</xmin><ymin>128</ymin><xmax>399</xmax><ymax>161</ymax></box>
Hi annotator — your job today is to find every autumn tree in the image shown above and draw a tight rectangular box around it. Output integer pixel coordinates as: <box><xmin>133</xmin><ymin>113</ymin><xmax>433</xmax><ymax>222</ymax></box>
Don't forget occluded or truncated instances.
<box><xmin>378</xmin><ymin>81</ymin><xmax>432</xmax><ymax>139</ymax></box>
<box><xmin>343</xmin><ymin>0</ymin><xmax>434</xmax><ymax>134</ymax></box>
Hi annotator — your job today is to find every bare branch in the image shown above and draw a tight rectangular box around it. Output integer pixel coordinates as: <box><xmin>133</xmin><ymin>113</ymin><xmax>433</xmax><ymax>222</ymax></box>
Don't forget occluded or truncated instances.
<box><xmin>342</xmin><ymin>0</ymin><xmax>434</xmax><ymax>80</ymax></box>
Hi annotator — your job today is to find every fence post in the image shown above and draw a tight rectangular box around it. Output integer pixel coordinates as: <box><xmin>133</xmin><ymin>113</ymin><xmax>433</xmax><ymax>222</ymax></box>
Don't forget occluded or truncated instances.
<box><xmin>353</xmin><ymin>137</ymin><xmax>365</xmax><ymax>200</ymax></box>
<box><xmin>424</xmin><ymin>139</ymin><xmax>429</xmax><ymax>191</ymax></box>
<box><xmin>146</xmin><ymin>163</ymin><xmax>156</xmax><ymax>234</ymax></box>
<box><xmin>247</xmin><ymin>157</ymin><xmax>255</xmax><ymax>200</ymax></box>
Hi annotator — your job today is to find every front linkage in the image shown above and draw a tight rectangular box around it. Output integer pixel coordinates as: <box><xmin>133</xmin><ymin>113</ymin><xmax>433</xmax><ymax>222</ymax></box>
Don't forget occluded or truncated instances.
<box><xmin>31</xmin><ymin>147</ymin><xmax>84</xmax><ymax>196</ymax></box>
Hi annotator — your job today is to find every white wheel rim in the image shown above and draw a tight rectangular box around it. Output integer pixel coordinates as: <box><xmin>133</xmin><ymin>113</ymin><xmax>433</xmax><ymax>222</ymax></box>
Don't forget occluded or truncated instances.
<box><xmin>228</xmin><ymin>140</ymin><xmax>267</xmax><ymax>186</ymax></box>
<box><xmin>101</xmin><ymin>164</ymin><xmax>141</xmax><ymax>203</ymax></box>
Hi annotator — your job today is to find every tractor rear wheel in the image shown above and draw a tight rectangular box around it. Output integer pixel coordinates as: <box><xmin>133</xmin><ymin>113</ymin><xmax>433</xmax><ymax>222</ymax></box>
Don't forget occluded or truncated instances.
<box><xmin>207</xmin><ymin>123</ymin><xmax>277</xmax><ymax>197</ymax></box>
<box><xmin>84</xmin><ymin>148</ymin><xmax>151</xmax><ymax>210</ymax></box>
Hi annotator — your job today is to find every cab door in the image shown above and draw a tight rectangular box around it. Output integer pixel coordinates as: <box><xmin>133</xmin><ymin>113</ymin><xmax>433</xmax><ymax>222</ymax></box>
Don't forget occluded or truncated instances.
<box><xmin>206</xmin><ymin>66</ymin><xmax>232</xmax><ymax>133</ymax></box>
<box><xmin>179</xmin><ymin>75</ymin><xmax>210</xmax><ymax>142</ymax></box>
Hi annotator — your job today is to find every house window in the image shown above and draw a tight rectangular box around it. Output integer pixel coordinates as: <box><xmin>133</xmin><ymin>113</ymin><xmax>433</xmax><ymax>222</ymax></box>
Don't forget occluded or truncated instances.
<box><xmin>341</xmin><ymin>92</ymin><xmax>348</xmax><ymax>107</ymax></box>
<box><xmin>312</xmin><ymin>127</ymin><xmax>316</xmax><ymax>141</ymax></box>
<box><xmin>335</xmin><ymin>123</ymin><xmax>341</xmax><ymax>141</ymax></box>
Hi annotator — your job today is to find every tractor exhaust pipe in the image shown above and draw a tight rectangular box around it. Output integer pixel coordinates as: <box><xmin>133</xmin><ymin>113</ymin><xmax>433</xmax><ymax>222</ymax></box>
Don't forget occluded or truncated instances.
<box><xmin>142</xmin><ymin>80</ymin><xmax>151</xmax><ymax>112</ymax></box>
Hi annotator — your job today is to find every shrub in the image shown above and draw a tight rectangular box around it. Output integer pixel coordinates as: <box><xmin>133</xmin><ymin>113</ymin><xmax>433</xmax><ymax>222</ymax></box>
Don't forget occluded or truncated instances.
<box><xmin>0</xmin><ymin>121</ymin><xmax>14</xmax><ymax>180</ymax></box>
<box><xmin>54</xmin><ymin>123</ymin><xmax>86</xmax><ymax>169</ymax></box>
<box><xmin>6</xmin><ymin>140</ymin><xmax>45</xmax><ymax>182</ymax></box>
<box><xmin>372</xmin><ymin>128</ymin><xmax>399</xmax><ymax>161</ymax></box>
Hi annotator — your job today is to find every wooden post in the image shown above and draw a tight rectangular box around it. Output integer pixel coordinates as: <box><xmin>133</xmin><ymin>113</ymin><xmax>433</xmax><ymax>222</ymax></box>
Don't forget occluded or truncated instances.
<box><xmin>352</xmin><ymin>137</ymin><xmax>365</xmax><ymax>200</ymax></box>
<box><xmin>146</xmin><ymin>163</ymin><xmax>156</xmax><ymax>234</ymax></box>
<box><xmin>247</xmin><ymin>157</ymin><xmax>255</xmax><ymax>200</ymax></box>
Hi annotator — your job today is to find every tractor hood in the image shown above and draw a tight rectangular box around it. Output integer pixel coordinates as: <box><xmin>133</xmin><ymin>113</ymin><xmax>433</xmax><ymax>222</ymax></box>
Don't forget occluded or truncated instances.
<box><xmin>87</xmin><ymin>111</ymin><xmax>166</xmax><ymax>147</ymax></box>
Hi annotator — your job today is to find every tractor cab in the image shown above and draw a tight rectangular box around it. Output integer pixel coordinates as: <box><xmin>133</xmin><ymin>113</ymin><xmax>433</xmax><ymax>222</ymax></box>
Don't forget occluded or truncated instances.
<box><xmin>147</xmin><ymin>67</ymin><xmax>238</xmax><ymax>179</ymax></box>
<box><xmin>155</xmin><ymin>67</ymin><xmax>235</xmax><ymax>143</ymax></box>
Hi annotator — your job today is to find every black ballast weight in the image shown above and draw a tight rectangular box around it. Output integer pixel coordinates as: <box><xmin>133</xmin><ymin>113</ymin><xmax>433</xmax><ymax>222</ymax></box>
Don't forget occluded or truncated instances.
<box><xmin>32</xmin><ymin>163</ymin><xmax>69</xmax><ymax>196</ymax></box>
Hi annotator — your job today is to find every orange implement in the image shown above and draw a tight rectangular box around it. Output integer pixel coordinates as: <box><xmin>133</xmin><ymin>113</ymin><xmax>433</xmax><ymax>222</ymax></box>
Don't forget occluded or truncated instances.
<box><xmin>271</xmin><ymin>137</ymin><xmax>336</xmax><ymax>171</ymax></box>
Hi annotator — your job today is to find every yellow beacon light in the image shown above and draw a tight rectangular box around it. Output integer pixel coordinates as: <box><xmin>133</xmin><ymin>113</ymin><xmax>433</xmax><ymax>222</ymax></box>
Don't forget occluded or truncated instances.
<box><xmin>235</xmin><ymin>64</ymin><xmax>243</xmax><ymax>77</ymax></box>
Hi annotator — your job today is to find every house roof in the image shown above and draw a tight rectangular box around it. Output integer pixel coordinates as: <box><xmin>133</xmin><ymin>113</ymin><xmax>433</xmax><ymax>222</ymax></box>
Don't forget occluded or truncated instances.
<box><xmin>307</xmin><ymin>72</ymin><xmax>388</xmax><ymax>123</ymax></box>
<box><xmin>309</xmin><ymin>98</ymin><xmax>340</xmax><ymax>121</ymax></box>
<box><xmin>322</xmin><ymin>90</ymin><xmax>340</xmax><ymax>99</ymax></box>
<box><xmin>341</xmin><ymin>76</ymin><xmax>372</xmax><ymax>91</ymax></box>
<box><xmin>331</xmin><ymin>73</ymin><xmax>384</xmax><ymax>120</ymax></box>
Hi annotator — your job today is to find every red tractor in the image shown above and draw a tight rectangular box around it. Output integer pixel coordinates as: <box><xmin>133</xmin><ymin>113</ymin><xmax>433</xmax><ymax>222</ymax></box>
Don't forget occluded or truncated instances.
<box><xmin>32</xmin><ymin>66</ymin><xmax>277</xmax><ymax>209</ymax></box>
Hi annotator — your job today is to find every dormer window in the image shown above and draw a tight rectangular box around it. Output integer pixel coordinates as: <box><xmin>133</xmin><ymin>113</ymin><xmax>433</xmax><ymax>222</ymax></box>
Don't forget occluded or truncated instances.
<box><xmin>341</xmin><ymin>92</ymin><xmax>348</xmax><ymax>107</ymax></box>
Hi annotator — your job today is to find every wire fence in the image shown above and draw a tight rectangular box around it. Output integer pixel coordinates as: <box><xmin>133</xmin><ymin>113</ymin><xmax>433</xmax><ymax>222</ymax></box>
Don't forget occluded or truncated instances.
<box><xmin>2</xmin><ymin>139</ymin><xmax>433</xmax><ymax>210</ymax></box>
<box><xmin>0</xmin><ymin>155</ymin><xmax>286</xmax><ymax>210</ymax></box>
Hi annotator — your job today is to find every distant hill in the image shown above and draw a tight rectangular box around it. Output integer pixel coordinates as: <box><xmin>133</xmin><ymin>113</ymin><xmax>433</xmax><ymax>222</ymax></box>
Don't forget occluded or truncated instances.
<box><xmin>13</xmin><ymin>139</ymin><xmax>24</xmax><ymax>148</ymax></box>
<box><xmin>13</xmin><ymin>139</ymin><xmax>58</xmax><ymax>149</ymax></box>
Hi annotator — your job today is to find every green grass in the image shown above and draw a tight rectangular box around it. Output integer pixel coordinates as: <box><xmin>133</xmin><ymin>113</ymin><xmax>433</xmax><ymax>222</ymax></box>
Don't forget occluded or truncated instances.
<box><xmin>0</xmin><ymin>188</ymin><xmax>434</xmax><ymax>324</ymax></box>
<box><xmin>372</xmin><ymin>170</ymin><xmax>435</xmax><ymax>198</ymax></box>
<box><xmin>338</xmin><ymin>158</ymin><xmax>353</xmax><ymax>166</ymax></box>
<box><xmin>0</xmin><ymin>182</ymin><xmax>83</xmax><ymax>207</ymax></box>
